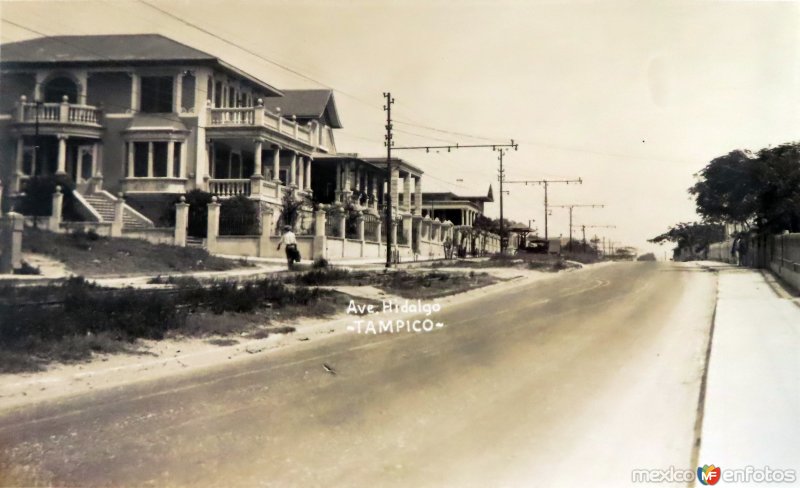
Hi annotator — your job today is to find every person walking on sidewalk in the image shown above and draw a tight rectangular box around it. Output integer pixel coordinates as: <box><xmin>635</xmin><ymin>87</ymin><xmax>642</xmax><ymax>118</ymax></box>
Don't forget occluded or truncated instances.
<box><xmin>737</xmin><ymin>235</ymin><xmax>749</xmax><ymax>267</ymax></box>
<box><xmin>277</xmin><ymin>225</ymin><xmax>300</xmax><ymax>270</ymax></box>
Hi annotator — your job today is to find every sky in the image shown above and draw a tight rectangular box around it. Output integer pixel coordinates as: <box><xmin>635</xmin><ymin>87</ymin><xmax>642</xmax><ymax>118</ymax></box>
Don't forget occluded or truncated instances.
<box><xmin>2</xmin><ymin>0</ymin><xmax>800</xmax><ymax>257</ymax></box>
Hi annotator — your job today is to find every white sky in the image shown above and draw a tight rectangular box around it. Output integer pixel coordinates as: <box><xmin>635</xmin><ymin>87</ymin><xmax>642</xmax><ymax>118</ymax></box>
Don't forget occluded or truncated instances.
<box><xmin>2</xmin><ymin>0</ymin><xmax>799</xmax><ymax>256</ymax></box>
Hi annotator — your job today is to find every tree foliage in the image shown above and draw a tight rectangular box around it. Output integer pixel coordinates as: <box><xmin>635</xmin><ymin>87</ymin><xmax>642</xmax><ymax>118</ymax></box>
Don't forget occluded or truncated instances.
<box><xmin>691</xmin><ymin>143</ymin><xmax>800</xmax><ymax>233</ymax></box>
<box><xmin>649</xmin><ymin>222</ymin><xmax>725</xmax><ymax>256</ymax></box>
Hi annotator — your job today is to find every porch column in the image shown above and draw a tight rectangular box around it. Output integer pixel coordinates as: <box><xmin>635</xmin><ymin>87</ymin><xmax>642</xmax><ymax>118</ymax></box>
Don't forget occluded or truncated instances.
<box><xmin>129</xmin><ymin>73</ymin><xmax>141</xmax><ymax>112</ymax></box>
<box><xmin>289</xmin><ymin>151</ymin><xmax>297</xmax><ymax>187</ymax></box>
<box><xmin>414</xmin><ymin>177</ymin><xmax>422</xmax><ymax>215</ymax></box>
<box><xmin>272</xmin><ymin>145</ymin><xmax>281</xmax><ymax>182</ymax></box>
<box><xmin>127</xmin><ymin>142</ymin><xmax>135</xmax><ymax>177</ymax></box>
<box><xmin>208</xmin><ymin>141</ymin><xmax>216</xmax><ymax>179</ymax></box>
<box><xmin>305</xmin><ymin>156</ymin><xmax>312</xmax><ymax>191</ymax></box>
<box><xmin>371</xmin><ymin>174</ymin><xmax>378</xmax><ymax>210</ymax></box>
<box><xmin>343</xmin><ymin>162</ymin><xmax>353</xmax><ymax>200</ymax></box>
<box><xmin>335</xmin><ymin>162</ymin><xmax>342</xmax><ymax>202</ymax></box>
<box><xmin>390</xmin><ymin>166</ymin><xmax>400</xmax><ymax>213</ymax></box>
<box><xmin>173</xmin><ymin>73</ymin><xmax>183</xmax><ymax>113</ymax></box>
<box><xmin>92</xmin><ymin>143</ymin><xmax>100</xmax><ymax>177</ymax></box>
<box><xmin>297</xmin><ymin>156</ymin><xmax>305</xmax><ymax>190</ymax></box>
<box><xmin>56</xmin><ymin>135</ymin><xmax>67</xmax><ymax>175</ymax></box>
<box><xmin>403</xmin><ymin>173</ymin><xmax>411</xmax><ymax>212</ymax></box>
<box><xmin>253</xmin><ymin>140</ymin><xmax>263</xmax><ymax>177</ymax></box>
<box><xmin>147</xmin><ymin>142</ymin><xmax>154</xmax><ymax>177</ymax></box>
<box><xmin>15</xmin><ymin>137</ymin><xmax>23</xmax><ymax>176</ymax></box>
<box><xmin>167</xmin><ymin>141</ymin><xmax>175</xmax><ymax>178</ymax></box>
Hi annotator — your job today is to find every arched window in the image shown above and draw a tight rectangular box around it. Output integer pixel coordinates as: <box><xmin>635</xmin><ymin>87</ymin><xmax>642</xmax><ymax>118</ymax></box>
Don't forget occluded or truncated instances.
<box><xmin>43</xmin><ymin>76</ymin><xmax>78</xmax><ymax>103</ymax></box>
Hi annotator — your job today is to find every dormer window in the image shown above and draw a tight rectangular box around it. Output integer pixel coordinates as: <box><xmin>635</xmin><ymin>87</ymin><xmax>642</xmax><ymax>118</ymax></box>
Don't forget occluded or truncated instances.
<box><xmin>140</xmin><ymin>76</ymin><xmax>173</xmax><ymax>113</ymax></box>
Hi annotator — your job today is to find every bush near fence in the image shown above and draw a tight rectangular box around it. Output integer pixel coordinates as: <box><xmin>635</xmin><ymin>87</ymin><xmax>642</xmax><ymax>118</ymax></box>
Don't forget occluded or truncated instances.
<box><xmin>0</xmin><ymin>276</ymin><xmax>331</xmax><ymax>372</ymax></box>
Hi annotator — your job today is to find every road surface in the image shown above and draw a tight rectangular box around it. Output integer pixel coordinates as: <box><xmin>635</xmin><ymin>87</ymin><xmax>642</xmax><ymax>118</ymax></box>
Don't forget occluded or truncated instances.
<box><xmin>0</xmin><ymin>262</ymin><xmax>718</xmax><ymax>487</ymax></box>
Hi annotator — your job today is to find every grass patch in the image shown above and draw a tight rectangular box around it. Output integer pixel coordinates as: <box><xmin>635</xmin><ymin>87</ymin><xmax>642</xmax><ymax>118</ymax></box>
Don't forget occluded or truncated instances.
<box><xmin>22</xmin><ymin>227</ymin><xmax>249</xmax><ymax>277</ymax></box>
<box><xmin>0</xmin><ymin>277</ymin><xmax>345</xmax><ymax>372</ymax></box>
<box><xmin>288</xmin><ymin>267</ymin><xmax>497</xmax><ymax>299</ymax></box>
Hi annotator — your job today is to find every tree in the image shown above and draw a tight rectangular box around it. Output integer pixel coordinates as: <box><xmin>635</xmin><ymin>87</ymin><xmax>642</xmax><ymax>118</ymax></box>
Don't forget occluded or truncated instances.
<box><xmin>689</xmin><ymin>149</ymin><xmax>757</xmax><ymax>226</ymax></box>
<box><xmin>750</xmin><ymin>144</ymin><xmax>800</xmax><ymax>233</ymax></box>
<box><xmin>690</xmin><ymin>143</ymin><xmax>800</xmax><ymax>233</ymax></box>
<box><xmin>649</xmin><ymin>222</ymin><xmax>725</xmax><ymax>258</ymax></box>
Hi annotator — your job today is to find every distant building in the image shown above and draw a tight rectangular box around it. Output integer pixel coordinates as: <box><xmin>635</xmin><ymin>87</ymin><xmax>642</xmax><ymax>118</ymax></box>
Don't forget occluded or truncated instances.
<box><xmin>421</xmin><ymin>185</ymin><xmax>493</xmax><ymax>226</ymax></box>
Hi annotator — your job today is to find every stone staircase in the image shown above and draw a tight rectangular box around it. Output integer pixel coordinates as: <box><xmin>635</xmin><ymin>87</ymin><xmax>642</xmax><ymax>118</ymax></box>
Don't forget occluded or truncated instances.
<box><xmin>79</xmin><ymin>191</ymin><xmax>154</xmax><ymax>230</ymax></box>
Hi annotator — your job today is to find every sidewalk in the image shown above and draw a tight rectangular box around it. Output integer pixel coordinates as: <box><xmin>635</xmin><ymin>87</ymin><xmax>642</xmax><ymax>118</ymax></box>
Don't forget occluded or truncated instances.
<box><xmin>696</xmin><ymin>266</ymin><xmax>800</xmax><ymax>482</ymax></box>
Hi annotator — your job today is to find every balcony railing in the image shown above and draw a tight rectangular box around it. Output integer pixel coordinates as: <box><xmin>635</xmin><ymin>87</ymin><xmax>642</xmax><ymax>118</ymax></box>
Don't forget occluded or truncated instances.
<box><xmin>207</xmin><ymin>100</ymin><xmax>336</xmax><ymax>153</ymax></box>
<box><xmin>15</xmin><ymin>96</ymin><xmax>102</xmax><ymax>127</ymax></box>
<box><xmin>209</xmin><ymin>179</ymin><xmax>251</xmax><ymax>198</ymax></box>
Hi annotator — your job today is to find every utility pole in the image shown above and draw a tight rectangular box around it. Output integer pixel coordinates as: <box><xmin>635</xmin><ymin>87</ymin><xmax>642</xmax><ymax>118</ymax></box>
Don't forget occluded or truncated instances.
<box><xmin>383</xmin><ymin>92</ymin><xmax>394</xmax><ymax>269</ymax></box>
<box><xmin>580</xmin><ymin>224</ymin><xmax>616</xmax><ymax>254</ymax></box>
<box><xmin>551</xmin><ymin>204</ymin><xmax>604</xmax><ymax>251</ymax></box>
<box><xmin>381</xmin><ymin>92</ymin><xmax>517</xmax><ymax>265</ymax></box>
<box><xmin>496</xmin><ymin>148</ymin><xmax>509</xmax><ymax>253</ymax></box>
<box><xmin>505</xmin><ymin>178</ymin><xmax>582</xmax><ymax>242</ymax></box>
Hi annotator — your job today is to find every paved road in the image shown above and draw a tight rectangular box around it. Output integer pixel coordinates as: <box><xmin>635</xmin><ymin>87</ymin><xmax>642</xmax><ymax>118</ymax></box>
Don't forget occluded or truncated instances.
<box><xmin>0</xmin><ymin>262</ymin><xmax>718</xmax><ymax>487</ymax></box>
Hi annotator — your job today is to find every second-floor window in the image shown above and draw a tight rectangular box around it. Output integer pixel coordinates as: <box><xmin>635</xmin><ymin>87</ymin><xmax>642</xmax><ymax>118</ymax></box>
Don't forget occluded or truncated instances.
<box><xmin>140</xmin><ymin>76</ymin><xmax>173</xmax><ymax>113</ymax></box>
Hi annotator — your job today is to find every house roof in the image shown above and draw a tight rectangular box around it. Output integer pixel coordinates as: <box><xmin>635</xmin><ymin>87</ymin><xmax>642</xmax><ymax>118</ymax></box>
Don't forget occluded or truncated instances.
<box><xmin>262</xmin><ymin>89</ymin><xmax>342</xmax><ymax>128</ymax></box>
<box><xmin>0</xmin><ymin>34</ymin><xmax>282</xmax><ymax>96</ymax></box>
<box><xmin>423</xmin><ymin>185</ymin><xmax>494</xmax><ymax>203</ymax></box>
<box><xmin>361</xmin><ymin>157</ymin><xmax>424</xmax><ymax>176</ymax></box>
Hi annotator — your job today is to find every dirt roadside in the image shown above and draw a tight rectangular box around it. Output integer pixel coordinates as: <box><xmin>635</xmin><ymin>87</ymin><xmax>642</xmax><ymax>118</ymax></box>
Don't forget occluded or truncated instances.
<box><xmin>0</xmin><ymin>265</ymin><xmax>587</xmax><ymax>413</ymax></box>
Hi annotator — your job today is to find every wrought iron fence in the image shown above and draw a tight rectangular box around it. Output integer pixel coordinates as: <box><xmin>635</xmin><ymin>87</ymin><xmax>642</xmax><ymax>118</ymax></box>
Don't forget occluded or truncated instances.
<box><xmin>325</xmin><ymin>210</ymin><xmax>341</xmax><ymax>237</ymax></box>
<box><xmin>219</xmin><ymin>213</ymin><xmax>260</xmax><ymax>236</ymax></box>
<box><xmin>363</xmin><ymin>213</ymin><xmax>380</xmax><ymax>242</ymax></box>
<box><xmin>345</xmin><ymin>213</ymin><xmax>360</xmax><ymax>240</ymax></box>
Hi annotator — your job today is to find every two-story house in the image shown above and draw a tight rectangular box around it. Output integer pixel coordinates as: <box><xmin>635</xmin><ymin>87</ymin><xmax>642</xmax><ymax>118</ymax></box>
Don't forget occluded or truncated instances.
<box><xmin>0</xmin><ymin>34</ymin><xmax>341</xmax><ymax>227</ymax></box>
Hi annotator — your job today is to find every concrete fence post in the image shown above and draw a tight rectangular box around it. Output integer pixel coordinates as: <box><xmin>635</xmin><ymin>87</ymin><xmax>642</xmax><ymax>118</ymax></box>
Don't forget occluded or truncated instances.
<box><xmin>258</xmin><ymin>206</ymin><xmax>274</xmax><ymax>257</ymax></box>
<box><xmin>313</xmin><ymin>207</ymin><xmax>327</xmax><ymax>260</ymax></box>
<box><xmin>338</xmin><ymin>212</ymin><xmax>346</xmax><ymax>239</ymax></box>
<box><xmin>402</xmin><ymin>213</ymin><xmax>413</xmax><ymax>246</ymax></box>
<box><xmin>0</xmin><ymin>212</ymin><xmax>23</xmax><ymax>273</ymax></box>
<box><xmin>174</xmin><ymin>196</ymin><xmax>189</xmax><ymax>247</ymax></box>
<box><xmin>50</xmin><ymin>186</ymin><xmax>64</xmax><ymax>232</ymax></box>
<box><xmin>206</xmin><ymin>196</ymin><xmax>221</xmax><ymax>253</ymax></box>
<box><xmin>357</xmin><ymin>213</ymin><xmax>365</xmax><ymax>242</ymax></box>
<box><xmin>111</xmin><ymin>192</ymin><xmax>125</xmax><ymax>237</ymax></box>
<box><xmin>315</xmin><ymin>207</ymin><xmax>326</xmax><ymax>237</ymax></box>
<box><xmin>0</xmin><ymin>179</ymin><xmax>4</xmax><ymax>218</ymax></box>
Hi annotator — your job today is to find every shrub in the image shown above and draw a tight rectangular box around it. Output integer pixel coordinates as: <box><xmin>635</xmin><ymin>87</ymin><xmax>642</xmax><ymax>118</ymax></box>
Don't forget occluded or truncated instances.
<box><xmin>312</xmin><ymin>257</ymin><xmax>329</xmax><ymax>269</ymax></box>
<box><xmin>19</xmin><ymin>174</ymin><xmax>82</xmax><ymax>220</ymax></box>
<box><xmin>220</xmin><ymin>195</ymin><xmax>259</xmax><ymax>235</ymax></box>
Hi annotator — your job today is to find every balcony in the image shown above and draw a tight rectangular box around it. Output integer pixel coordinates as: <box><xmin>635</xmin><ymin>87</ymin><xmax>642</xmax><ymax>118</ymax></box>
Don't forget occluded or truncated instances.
<box><xmin>209</xmin><ymin>177</ymin><xmax>310</xmax><ymax>203</ymax></box>
<box><xmin>206</xmin><ymin>101</ymin><xmax>336</xmax><ymax>154</ymax></box>
<box><xmin>12</xmin><ymin>95</ymin><xmax>103</xmax><ymax>137</ymax></box>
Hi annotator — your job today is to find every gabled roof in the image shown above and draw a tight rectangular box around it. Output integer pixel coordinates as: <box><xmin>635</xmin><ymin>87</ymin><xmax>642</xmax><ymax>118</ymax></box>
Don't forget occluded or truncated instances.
<box><xmin>262</xmin><ymin>89</ymin><xmax>342</xmax><ymax>128</ymax></box>
<box><xmin>0</xmin><ymin>34</ymin><xmax>282</xmax><ymax>96</ymax></box>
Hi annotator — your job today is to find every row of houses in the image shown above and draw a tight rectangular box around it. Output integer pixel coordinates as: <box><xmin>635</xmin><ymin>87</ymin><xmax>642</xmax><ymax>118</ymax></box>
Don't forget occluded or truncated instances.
<box><xmin>0</xmin><ymin>34</ymin><xmax>498</xmax><ymax>260</ymax></box>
